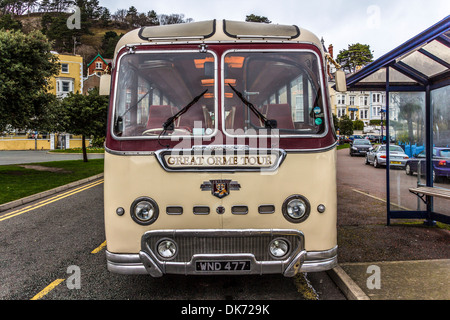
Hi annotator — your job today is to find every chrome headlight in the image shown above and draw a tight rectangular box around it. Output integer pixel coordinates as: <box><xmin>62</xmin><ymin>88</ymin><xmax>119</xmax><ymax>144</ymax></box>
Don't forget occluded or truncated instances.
<box><xmin>282</xmin><ymin>195</ymin><xmax>310</xmax><ymax>223</ymax></box>
<box><xmin>269</xmin><ymin>238</ymin><xmax>290</xmax><ymax>259</ymax></box>
<box><xmin>157</xmin><ymin>239</ymin><xmax>178</xmax><ymax>259</ymax></box>
<box><xmin>130</xmin><ymin>197</ymin><xmax>159</xmax><ymax>225</ymax></box>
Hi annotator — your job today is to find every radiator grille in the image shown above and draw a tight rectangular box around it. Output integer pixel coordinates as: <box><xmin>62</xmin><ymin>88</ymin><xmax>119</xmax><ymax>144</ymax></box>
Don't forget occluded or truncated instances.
<box><xmin>143</xmin><ymin>230</ymin><xmax>303</xmax><ymax>262</ymax></box>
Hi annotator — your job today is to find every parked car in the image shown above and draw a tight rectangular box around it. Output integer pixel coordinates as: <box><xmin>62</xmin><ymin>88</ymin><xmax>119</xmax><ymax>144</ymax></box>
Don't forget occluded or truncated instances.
<box><xmin>367</xmin><ymin>135</ymin><xmax>381</xmax><ymax>143</ymax></box>
<box><xmin>350</xmin><ymin>139</ymin><xmax>373</xmax><ymax>156</ymax></box>
<box><xmin>405</xmin><ymin>147</ymin><xmax>450</xmax><ymax>182</ymax></box>
<box><xmin>349</xmin><ymin>135</ymin><xmax>363</xmax><ymax>142</ymax></box>
<box><xmin>338</xmin><ymin>135</ymin><xmax>350</xmax><ymax>145</ymax></box>
<box><xmin>365</xmin><ymin>145</ymin><xmax>409</xmax><ymax>168</ymax></box>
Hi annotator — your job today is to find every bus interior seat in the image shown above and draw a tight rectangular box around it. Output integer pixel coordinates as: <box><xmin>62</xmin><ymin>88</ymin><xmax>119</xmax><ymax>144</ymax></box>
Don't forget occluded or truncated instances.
<box><xmin>146</xmin><ymin>105</ymin><xmax>174</xmax><ymax>129</ymax></box>
<box><xmin>177</xmin><ymin>104</ymin><xmax>207</xmax><ymax>130</ymax></box>
<box><xmin>225</xmin><ymin>106</ymin><xmax>236</xmax><ymax>129</ymax></box>
<box><xmin>229</xmin><ymin>104</ymin><xmax>264</xmax><ymax>131</ymax></box>
<box><xmin>266</xmin><ymin>104</ymin><xmax>295</xmax><ymax>130</ymax></box>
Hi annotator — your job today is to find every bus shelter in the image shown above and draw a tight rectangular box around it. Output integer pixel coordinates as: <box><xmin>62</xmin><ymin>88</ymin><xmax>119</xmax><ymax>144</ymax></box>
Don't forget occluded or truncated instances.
<box><xmin>345</xmin><ymin>15</ymin><xmax>450</xmax><ymax>225</ymax></box>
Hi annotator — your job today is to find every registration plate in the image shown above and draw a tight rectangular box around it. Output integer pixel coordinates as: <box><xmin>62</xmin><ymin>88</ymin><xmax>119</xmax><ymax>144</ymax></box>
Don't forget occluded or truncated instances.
<box><xmin>390</xmin><ymin>161</ymin><xmax>401</xmax><ymax>164</ymax></box>
<box><xmin>196</xmin><ymin>261</ymin><xmax>250</xmax><ymax>272</ymax></box>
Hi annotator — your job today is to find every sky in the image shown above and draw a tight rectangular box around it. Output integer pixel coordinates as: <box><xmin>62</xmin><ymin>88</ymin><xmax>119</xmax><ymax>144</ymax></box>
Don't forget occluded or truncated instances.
<box><xmin>100</xmin><ymin>0</ymin><xmax>449</xmax><ymax>60</ymax></box>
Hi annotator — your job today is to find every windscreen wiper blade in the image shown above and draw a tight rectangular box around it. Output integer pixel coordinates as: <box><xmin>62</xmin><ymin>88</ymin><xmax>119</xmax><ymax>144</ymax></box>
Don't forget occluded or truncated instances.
<box><xmin>228</xmin><ymin>84</ymin><xmax>277</xmax><ymax>129</ymax></box>
<box><xmin>162</xmin><ymin>89</ymin><xmax>208</xmax><ymax>131</ymax></box>
<box><xmin>115</xmin><ymin>90</ymin><xmax>150</xmax><ymax>135</ymax></box>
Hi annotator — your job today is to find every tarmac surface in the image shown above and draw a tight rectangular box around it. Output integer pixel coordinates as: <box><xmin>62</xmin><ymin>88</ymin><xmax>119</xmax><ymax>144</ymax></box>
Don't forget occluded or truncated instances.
<box><xmin>1</xmin><ymin>149</ymin><xmax>449</xmax><ymax>300</ymax></box>
<box><xmin>0</xmin><ymin>150</ymin><xmax>104</xmax><ymax>165</ymax></box>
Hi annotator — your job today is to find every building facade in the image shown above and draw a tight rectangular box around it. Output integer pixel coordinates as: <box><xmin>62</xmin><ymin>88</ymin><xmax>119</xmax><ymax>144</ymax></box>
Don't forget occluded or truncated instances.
<box><xmin>87</xmin><ymin>53</ymin><xmax>112</xmax><ymax>76</ymax></box>
<box><xmin>334</xmin><ymin>91</ymin><xmax>387</xmax><ymax>124</ymax></box>
<box><xmin>48</xmin><ymin>53</ymin><xmax>83</xmax><ymax>98</ymax></box>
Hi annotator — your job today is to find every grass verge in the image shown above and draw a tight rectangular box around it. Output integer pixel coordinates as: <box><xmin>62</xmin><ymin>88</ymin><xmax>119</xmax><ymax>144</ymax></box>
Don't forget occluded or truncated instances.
<box><xmin>0</xmin><ymin>159</ymin><xmax>104</xmax><ymax>204</ymax></box>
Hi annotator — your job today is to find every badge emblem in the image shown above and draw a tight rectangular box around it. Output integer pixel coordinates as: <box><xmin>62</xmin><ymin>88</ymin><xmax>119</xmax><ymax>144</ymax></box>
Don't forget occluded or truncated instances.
<box><xmin>201</xmin><ymin>180</ymin><xmax>241</xmax><ymax>199</ymax></box>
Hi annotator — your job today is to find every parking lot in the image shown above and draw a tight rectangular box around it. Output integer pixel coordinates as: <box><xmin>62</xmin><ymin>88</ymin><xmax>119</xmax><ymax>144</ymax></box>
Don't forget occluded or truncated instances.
<box><xmin>338</xmin><ymin>144</ymin><xmax>450</xmax><ymax>217</ymax></box>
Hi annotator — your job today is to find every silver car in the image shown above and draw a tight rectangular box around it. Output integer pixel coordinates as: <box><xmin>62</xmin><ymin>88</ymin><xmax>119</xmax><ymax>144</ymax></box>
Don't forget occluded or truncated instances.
<box><xmin>365</xmin><ymin>145</ymin><xmax>409</xmax><ymax>168</ymax></box>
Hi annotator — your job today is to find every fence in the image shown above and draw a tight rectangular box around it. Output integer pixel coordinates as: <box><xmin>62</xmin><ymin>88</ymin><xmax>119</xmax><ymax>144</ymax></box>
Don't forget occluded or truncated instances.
<box><xmin>0</xmin><ymin>134</ymin><xmax>88</xmax><ymax>151</ymax></box>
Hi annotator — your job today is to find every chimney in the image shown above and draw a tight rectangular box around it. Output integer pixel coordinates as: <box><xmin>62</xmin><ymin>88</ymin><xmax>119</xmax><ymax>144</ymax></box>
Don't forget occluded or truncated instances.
<box><xmin>328</xmin><ymin>44</ymin><xmax>334</xmax><ymax>59</ymax></box>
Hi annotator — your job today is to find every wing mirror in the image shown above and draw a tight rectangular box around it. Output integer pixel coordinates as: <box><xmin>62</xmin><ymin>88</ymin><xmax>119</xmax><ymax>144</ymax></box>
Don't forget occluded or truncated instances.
<box><xmin>99</xmin><ymin>74</ymin><xmax>111</xmax><ymax>95</ymax></box>
<box><xmin>334</xmin><ymin>70</ymin><xmax>347</xmax><ymax>92</ymax></box>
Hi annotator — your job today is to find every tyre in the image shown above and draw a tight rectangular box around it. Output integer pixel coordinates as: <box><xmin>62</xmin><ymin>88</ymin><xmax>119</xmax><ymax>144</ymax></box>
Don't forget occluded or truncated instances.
<box><xmin>374</xmin><ymin>157</ymin><xmax>380</xmax><ymax>168</ymax></box>
<box><xmin>405</xmin><ymin>163</ymin><xmax>413</xmax><ymax>175</ymax></box>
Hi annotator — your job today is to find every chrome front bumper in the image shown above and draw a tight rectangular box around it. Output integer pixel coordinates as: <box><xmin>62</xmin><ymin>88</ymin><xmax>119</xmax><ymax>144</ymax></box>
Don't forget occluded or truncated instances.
<box><xmin>106</xmin><ymin>229</ymin><xmax>337</xmax><ymax>277</ymax></box>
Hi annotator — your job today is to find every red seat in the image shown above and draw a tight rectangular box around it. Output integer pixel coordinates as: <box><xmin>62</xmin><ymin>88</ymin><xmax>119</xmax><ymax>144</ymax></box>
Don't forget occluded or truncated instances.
<box><xmin>146</xmin><ymin>105</ymin><xmax>174</xmax><ymax>129</ymax></box>
<box><xmin>265</xmin><ymin>104</ymin><xmax>295</xmax><ymax>130</ymax></box>
<box><xmin>177</xmin><ymin>104</ymin><xmax>207</xmax><ymax>129</ymax></box>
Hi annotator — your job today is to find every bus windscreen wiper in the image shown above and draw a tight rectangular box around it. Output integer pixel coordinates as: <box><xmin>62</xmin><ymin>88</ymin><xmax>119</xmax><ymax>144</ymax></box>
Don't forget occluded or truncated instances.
<box><xmin>162</xmin><ymin>89</ymin><xmax>208</xmax><ymax>131</ymax></box>
<box><xmin>228</xmin><ymin>84</ymin><xmax>277</xmax><ymax>129</ymax></box>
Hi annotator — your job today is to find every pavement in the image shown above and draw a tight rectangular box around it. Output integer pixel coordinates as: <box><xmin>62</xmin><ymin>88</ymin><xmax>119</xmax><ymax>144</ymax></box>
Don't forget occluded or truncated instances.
<box><xmin>1</xmin><ymin>150</ymin><xmax>449</xmax><ymax>300</ymax></box>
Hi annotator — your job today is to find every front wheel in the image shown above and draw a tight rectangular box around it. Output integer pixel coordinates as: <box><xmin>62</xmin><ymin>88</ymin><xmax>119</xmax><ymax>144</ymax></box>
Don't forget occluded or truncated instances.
<box><xmin>374</xmin><ymin>157</ymin><xmax>380</xmax><ymax>168</ymax></box>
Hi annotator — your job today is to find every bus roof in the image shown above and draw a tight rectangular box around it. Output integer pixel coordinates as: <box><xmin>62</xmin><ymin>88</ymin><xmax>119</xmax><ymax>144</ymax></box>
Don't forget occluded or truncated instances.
<box><xmin>114</xmin><ymin>19</ymin><xmax>323</xmax><ymax>57</ymax></box>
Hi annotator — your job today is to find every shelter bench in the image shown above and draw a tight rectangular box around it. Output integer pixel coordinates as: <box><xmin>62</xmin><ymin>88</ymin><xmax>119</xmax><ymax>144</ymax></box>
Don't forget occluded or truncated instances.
<box><xmin>409</xmin><ymin>186</ymin><xmax>450</xmax><ymax>204</ymax></box>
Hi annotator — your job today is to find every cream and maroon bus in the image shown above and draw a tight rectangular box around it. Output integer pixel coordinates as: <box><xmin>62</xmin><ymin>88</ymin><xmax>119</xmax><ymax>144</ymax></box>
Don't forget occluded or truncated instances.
<box><xmin>102</xmin><ymin>20</ymin><xmax>345</xmax><ymax>277</ymax></box>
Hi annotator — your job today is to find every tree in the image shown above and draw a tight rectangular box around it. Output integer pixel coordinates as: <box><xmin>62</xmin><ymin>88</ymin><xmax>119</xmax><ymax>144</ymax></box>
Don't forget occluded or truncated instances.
<box><xmin>112</xmin><ymin>8</ymin><xmax>127</xmax><ymax>23</ymax></box>
<box><xmin>353</xmin><ymin>119</ymin><xmax>364</xmax><ymax>131</ymax></box>
<box><xmin>100</xmin><ymin>30</ymin><xmax>122</xmax><ymax>59</ymax></box>
<box><xmin>98</xmin><ymin>6</ymin><xmax>111</xmax><ymax>27</ymax></box>
<box><xmin>158</xmin><ymin>13</ymin><xmax>192</xmax><ymax>25</ymax></box>
<box><xmin>338</xmin><ymin>115</ymin><xmax>354</xmax><ymax>136</ymax></box>
<box><xmin>125</xmin><ymin>6</ymin><xmax>138</xmax><ymax>27</ymax></box>
<box><xmin>245</xmin><ymin>14</ymin><xmax>271</xmax><ymax>23</ymax></box>
<box><xmin>0</xmin><ymin>29</ymin><xmax>60</xmax><ymax>132</ymax></box>
<box><xmin>147</xmin><ymin>10</ymin><xmax>159</xmax><ymax>26</ymax></box>
<box><xmin>41</xmin><ymin>10</ymin><xmax>91</xmax><ymax>53</ymax></box>
<box><xmin>59</xmin><ymin>89</ymin><xmax>108</xmax><ymax>162</ymax></box>
<box><xmin>0</xmin><ymin>13</ymin><xmax>22</xmax><ymax>30</ymax></box>
<box><xmin>336</xmin><ymin>43</ymin><xmax>373</xmax><ymax>73</ymax></box>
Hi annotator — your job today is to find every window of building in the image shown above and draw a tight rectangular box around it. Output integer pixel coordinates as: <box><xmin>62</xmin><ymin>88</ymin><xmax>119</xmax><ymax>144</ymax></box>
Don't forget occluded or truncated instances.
<box><xmin>61</xmin><ymin>64</ymin><xmax>69</xmax><ymax>73</ymax></box>
<box><xmin>56</xmin><ymin>78</ymin><xmax>74</xmax><ymax>98</ymax></box>
<box><xmin>349</xmin><ymin>96</ymin><xmax>355</xmax><ymax>105</ymax></box>
<box><xmin>360</xmin><ymin>96</ymin><xmax>368</xmax><ymax>106</ymax></box>
<box><xmin>360</xmin><ymin>109</ymin><xmax>368</xmax><ymax>119</ymax></box>
<box><xmin>373</xmin><ymin>93</ymin><xmax>381</xmax><ymax>103</ymax></box>
<box><xmin>62</xmin><ymin>81</ymin><xmax>70</xmax><ymax>92</ymax></box>
<box><xmin>95</xmin><ymin>62</ymin><xmax>103</xmax><ymax>69</ymax></box>
<box><xmin>338</xmin><ymin>107</ymin><xmax>346</xmax><ymax>117</ymax></box>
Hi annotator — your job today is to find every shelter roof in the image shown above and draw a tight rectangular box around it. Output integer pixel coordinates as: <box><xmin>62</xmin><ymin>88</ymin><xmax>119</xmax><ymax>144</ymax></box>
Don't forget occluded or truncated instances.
<box><xmin>346</xmin><ymin>15</ymin><xmax>450</xmax><ymax>91</ymax></box>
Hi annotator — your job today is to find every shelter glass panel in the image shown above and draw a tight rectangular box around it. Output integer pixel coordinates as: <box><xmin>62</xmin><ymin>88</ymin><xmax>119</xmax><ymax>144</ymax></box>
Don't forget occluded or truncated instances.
<box><xmin>422</xmin><ymin>40</ymin><xmax>450</xmax><ymax>64</ymax></box>
<box><xmin>401</xmin><ymin>51</ymin><xmax>447</xmax><ymax>77</ymax></box>
<box><xmin>431</xmin><ymin>85</ymin><xmax>450</xmax><ymax>218</ymax></box>
<box><xmin>388</xmin><ymin>92</ymin><xmax>427</xmax><ymax>212</ymax></box>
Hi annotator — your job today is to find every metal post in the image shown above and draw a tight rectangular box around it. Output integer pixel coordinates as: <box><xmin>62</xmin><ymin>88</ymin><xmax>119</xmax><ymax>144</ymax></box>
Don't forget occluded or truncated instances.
<box><xmin>385</xmin><ymin>67</ymin><xmax>391</xmax><ymax>226</ymax></box>
<box><xmin>424</xmin><ymin>84</ymin><xmax>435</xmax><ymax>225</ymax></box>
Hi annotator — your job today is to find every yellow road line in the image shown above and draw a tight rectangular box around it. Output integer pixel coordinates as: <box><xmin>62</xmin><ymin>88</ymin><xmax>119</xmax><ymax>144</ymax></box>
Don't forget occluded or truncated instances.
<box><xmin>30</xmin><ymin>278</ymin><xmax>65</xmax><ymax>300</ymax></box>
<box><xmin>352</xmin><ymin>188</ymin><xmax>410</xmax><ymax>210</ymax></box>
<box><xmin>0</xmin><ymin>179</ymin><xmax>104</xmax><ymax>222</ymax></box>
<box><xmin>91</xmin><ymin>240</ymin><xmax>107</xmax><ymax>254</ymax></box>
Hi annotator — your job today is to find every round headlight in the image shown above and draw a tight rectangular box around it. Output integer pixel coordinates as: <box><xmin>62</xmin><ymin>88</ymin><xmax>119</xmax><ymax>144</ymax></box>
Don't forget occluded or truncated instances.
<box><xmin>269</xmin><ymin>239</ymin><xmax>290</xmax><ymax>259</ymax></box>
<box><xmin>130</xmin><ymin>197</ymin><xmax>159</xmax><ymax>225</ymax></box>
<box><xmin>282</xmin><ymin>195</ymin><xmax>310</xmax><ymax>223</ymax></box>
<box><xmin>157</xmin><ymin>239</ymin><xmax>178</xmax><ymax>259</ymax></box>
